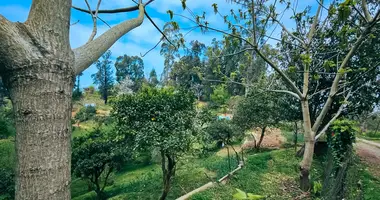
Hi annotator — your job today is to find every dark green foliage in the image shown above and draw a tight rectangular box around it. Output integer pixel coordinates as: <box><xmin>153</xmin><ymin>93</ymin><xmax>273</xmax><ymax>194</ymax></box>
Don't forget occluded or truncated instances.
<box><xmin>0</xmin><ymin>108</ymin><xmax>15</xmax><ymax>139</ymax></box>
<box><xmin>327</xmin><ymin>119</ymin><xmax>358</xmax><ymax>164</ymax></box>
<box><xmin>0</xmin><ymin>169</ymin><xmax>14</xmax><ymax>200</ymax></box>
<box><xmin>72</xmin><ymin>127</ymin><xmax>128</xmax><ymax>199</ymax></box>
<box><xmin>112</xmin><ymin>86</ymin><xmax>196</xmax><ymax>199</ymax></box>
<box><xmin>113</xmin><ymin>86</ymin><xmax>196</xmax><ymax>155</ymax></box>
<box><xmin>205</xmin><ymin>119</ymin><xmax>242</xmax><ymax>146</ymax></box>
<box><xmin>92</xmin><ymin>51</ymin><xmax>115</xmax><ymax>104</ymax></box>
<box><xmin>233</xmin><ymin>91</ymin><xmax>282</xmax><ymax>130</ymax></box>
<box><xmin>75</xmin><ymin>106</ymin><xmax>97</xmax><ymax>122</ymax></box>
<box><xmin>0</xmin><ymin>78</ymin><xmax>8</xmax><ymax>107</ymax></box>
<box><xmin>0</xmin><ymin>139</ymin><xmax>15</xmax><ymax>199</ymax></box>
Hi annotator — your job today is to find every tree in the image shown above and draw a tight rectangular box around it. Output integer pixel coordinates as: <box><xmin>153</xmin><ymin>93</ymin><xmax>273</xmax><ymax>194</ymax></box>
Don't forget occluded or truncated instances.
<box><xmin>72</xmin><ymin>126</ymin><xmax>128</xmax><ymax>200</ymax></box>
<box><xmin>114</xmin><ymin>76</ymin><xmax>134</xmax><ymax>95</ymax></box>
<box><xmin>210</xmin><ymin>84</ymin><xmax>230</xmax><ymax>109</ymax></box>
<box><xmin>233</xmin><ymin>90</ymin><xmax>282</xmax><ymax>149</ymax></box>
<box><xmin>92</xmin><ymin>50</ymin><xmax>115</xmax><ymax>104</ymax></box>
<box><xmin>112</xmin><ymin>87</ymin><xmax>196</xmax><ymax>200</ymax></box>
<box><xmin>148</xmin><ymin>68</ymin><xmax>159</xmax><ymax>87</ymax></box>
<box><xmin>172</xmin><ymin>0</ymin><xmax>380</xmax><ymax>190</ymax></box>
<box><xmin>115</xmin><ymin>54</ymin><xmax>144</xmax><ymax>91</ymax></box>
<box><xmin>0</xmin><ymin>0</ymin><xmax>151</xmax><ymax>198</ymax></box>
<box><xmin>72</xmin><ymin>72</ymin><xmax>83</xmax><ymax>101</ymax></box>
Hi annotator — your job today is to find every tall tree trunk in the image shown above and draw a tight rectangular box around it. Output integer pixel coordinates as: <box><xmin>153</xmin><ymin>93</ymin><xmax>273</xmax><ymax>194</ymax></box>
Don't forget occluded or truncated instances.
<box><xmin>3</xmin><ymin>60</ymin><xmax>74</xmax><ymax>199</ymax></box>
<box><xmin>256</xmin><ymin>126</ymin><xmax>266</xmax><ymax>149</ymax></box>
<box><xmin>300</xmin><ymin>100</ymin><xmax>315</xmax><ymax>191</ymax></box>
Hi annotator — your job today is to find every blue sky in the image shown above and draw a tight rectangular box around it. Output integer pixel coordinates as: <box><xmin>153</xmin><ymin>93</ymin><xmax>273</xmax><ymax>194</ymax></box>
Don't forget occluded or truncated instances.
<box><xmin>0</xmin><ymin>0</ymin><xmax>318</xmax><ymax>88</ymax></box>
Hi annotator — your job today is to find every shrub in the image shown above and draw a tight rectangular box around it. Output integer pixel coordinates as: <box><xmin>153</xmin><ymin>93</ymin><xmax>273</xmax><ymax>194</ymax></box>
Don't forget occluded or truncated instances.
<box><xmin>75</xmin><ymin>105</ymin><xmax>96</xmax><ymax>122</ymax></box>
<box><xmin>205</xmin><ymin>119</ymin><xmax>242</xmax><ymax>148</ymax></box>
<box><xmin>0</xmin><ymin>169</ymin><xmax>14</xmax><ymax>200</ymax></box>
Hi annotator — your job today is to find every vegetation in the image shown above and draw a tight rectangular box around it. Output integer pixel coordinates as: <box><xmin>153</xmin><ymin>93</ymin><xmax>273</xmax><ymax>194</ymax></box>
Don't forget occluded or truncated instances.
<box><xmin>72</xmin><ymin>126</ymin><xmax>129</xmax><ymax>200</ymax></box>
<box><xmin>92</xmin><ymin>51</ymin><xmax>115</xmax><ymax>104</ymax></box>
<box><xmin>0</xmin><ymin>0</ymin><xmax>379</xmax><ymax>199</ymax></box>
<box><xmin>112</xmin><ymin>86</ymin><xmax>196</xmax><ymax>199</ymax></box>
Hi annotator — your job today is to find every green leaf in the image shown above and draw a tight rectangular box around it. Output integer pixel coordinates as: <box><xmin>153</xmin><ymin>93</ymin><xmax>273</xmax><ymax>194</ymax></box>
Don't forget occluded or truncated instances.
<box><xmin>212</xmin><ymin>3</ymin><xmax>218</xmax><ymax>14</ymax></box>
<box><xmin>181</xmin><ymin>0</ymin><xmax>186</xmax><ymax>10</ymax></box>
<box><xmin>167</xmin><ymin>10</ymin><xmax>174</xmax><ymax>20</ymax></box>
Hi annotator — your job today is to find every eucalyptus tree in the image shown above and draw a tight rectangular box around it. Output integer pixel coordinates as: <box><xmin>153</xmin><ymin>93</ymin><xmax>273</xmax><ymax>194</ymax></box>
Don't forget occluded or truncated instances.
<box><xmin>0</xmin><ymin>0</ymin><xmax>159</xmax><ymax>198</ymax></box>
<box><xmin>169</xmin><ymin>0</ymin><xmax>380</xmax><ymax>190</ymax></box>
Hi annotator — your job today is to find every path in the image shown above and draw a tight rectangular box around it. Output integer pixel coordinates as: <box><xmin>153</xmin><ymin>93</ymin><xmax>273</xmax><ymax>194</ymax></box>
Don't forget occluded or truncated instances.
<box><xmin>355</xmin><ymin>138</ymin><xmax>380</xmax><ymax>177</ymax></box>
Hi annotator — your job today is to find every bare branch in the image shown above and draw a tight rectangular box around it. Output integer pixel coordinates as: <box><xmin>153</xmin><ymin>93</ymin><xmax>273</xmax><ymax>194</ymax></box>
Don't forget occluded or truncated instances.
<box><xmin>85</xmin><ymin>0</ymin><xmax>102</xmax><ymax>43</ymax></box>
<box><xmin>203</xmin><ymin>79</ymin><xmax>300</xmax><ymax>99</ymax></box>
<box><xmin>72</xmin><ymin>0</ymin><xmax>154</xmax><ymax>14</ymax></box>
<box><xmin>269</xmin><ymin>90</ymin><xmax>301</xmax><ymax>100</ymax></box>
<box><xmin>145</xmin><ymin>11</ymin><xmax>176</xmax><ymax>48</ymax></box>
<box><xmin>73</xmin><ymin>4</ymin><xmax>145</xmax><ymax>75</ymax></box>
<box><xmin>141</xmin><ymin>38</ymin><xmax>162</xmax><ymax>57</ymax></box>
<box><xmin>218</xmin><ymin>48</ymin><xmax>254</xmax><ymax>58</ymax></box>
<box><xmin>254</xmin><ymin>48</ymin><xmax>303</xmax><ymax>98</ymax></box>
<box><xmin>361</xmin><ymin>0</ymin><xmax>372</xmax><ymax>22</ymax></box>
<box><xmin>307</xmin><ymin>0</ymin><xmax>323</xmax><ymax>43</ymax></box>
<box><xmin>315</xmin><ymin>90</ymin><xmax>353</xmax><ymax>140</ymax></box>
<box><xmin>272</xmin><ymin>18</ymin><xmax>305</xmax><ymax>45</ymax></box>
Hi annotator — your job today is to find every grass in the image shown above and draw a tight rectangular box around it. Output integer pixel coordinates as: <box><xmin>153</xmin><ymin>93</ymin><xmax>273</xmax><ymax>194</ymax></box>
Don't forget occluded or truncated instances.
<box><xmin>71</xmin><ymin>148</ymin><xmax>304</xmax><ymax>200</ymax></box>
<box><xmin>281</xmin><ymin>130</ymin><xmax>305</xmax><ymax>147</ymax></box>
<box><xmin>357</xmin><ymin>131</ymin><xmax>380</xmax><ymax>141</ymax></box>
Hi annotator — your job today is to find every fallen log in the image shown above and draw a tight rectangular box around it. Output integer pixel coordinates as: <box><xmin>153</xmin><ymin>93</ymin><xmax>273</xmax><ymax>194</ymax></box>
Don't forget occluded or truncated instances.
<box><xmin>176</xmin><ymin>162</ymin><xmax>244</xmax><ymax>200</ymax></box>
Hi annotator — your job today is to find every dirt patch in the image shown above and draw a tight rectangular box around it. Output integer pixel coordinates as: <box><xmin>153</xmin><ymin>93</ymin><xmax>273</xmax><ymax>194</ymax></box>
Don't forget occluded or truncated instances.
<box><xmin>356</xmin><ymin>141</ymin><xmax>380</xmax><ymax>178</ymax></box>
<box><xmin>242</xmin><ymin>128</ymin><xmax>286</xmax><ymax>150</ymax></box>
<box><xmin>96</xmin><ymin>109</ymin><xmax>110</xmax><ymax>116</ymax></box>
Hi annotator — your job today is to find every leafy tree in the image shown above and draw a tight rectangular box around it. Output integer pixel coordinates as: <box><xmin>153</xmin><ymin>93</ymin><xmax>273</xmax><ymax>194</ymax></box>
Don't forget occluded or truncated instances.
<box><xmin>72</xmin><ymin>127</ymin><xmax>128</xmax><ymax>200</ymax></box>
<box><xmin>0</xmin><ymin>0</ymin><xmax>151</xmax><ymax>197</ymax></box>
<box><xmin>115</xmin><ymin>54</ymin><xmax>144</xmax><ymax>91</ymax></box>
<box><xmin>233</xmin><ymin>91</ymin><xmax>282</xmax><ymax>149</ymax></box>
<box><xmin>171</xmin><ymin>0</ymin><xmax>380</xmax><ymax>190</ymax></box>
<box><xmin>205</xmin><ymin>119</ymin><xmax>241</xmax><ymax>148</ymax></box>
<box><xmin>210</xmin><ymin>84</ymin><xmax>230</xmax><ymax>109</ymax></box>
<box><xmin>148</xmin><ymin>68</ymin><xmax>159</xmax><ymax>87</ymax></box>
<box><xmin>92</xmin><ymin>50</ymin><xmax>115</xmax><ymax>104</ymax></box>
<box><xmin>112</xmin><ymin>87</ymin><xmax>196</xmax><ymax>200</ymax></box>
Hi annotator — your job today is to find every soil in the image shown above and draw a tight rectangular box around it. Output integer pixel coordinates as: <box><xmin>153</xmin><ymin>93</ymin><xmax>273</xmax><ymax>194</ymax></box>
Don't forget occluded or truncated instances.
<box><xmin>355</xmin><ymin>139</ymin><xmax>380</xmax><ymax>178</ymax></box>
<box><xmin>242</xmin><ymin>128</ymin><xmax>286</xmax><ymax>150</ymax></box>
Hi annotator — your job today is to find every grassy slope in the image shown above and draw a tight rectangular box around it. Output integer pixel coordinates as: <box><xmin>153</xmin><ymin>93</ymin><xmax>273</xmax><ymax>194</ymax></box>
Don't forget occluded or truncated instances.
<box><xmin>70</xmin><ymin>127</ymin><xmax>380</xmax><ymax>200</ymax></box>
<box><xmin>72</xmin><ymin>149</ymin><xmax>304</xmax><ymax>200</ymax></box>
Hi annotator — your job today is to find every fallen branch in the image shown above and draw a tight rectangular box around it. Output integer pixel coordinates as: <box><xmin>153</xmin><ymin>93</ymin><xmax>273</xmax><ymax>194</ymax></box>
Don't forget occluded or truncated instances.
<box><xmin>176</xmin><ymin>163</ymin><xmax>243</xmax><ymax>200</ymax></box>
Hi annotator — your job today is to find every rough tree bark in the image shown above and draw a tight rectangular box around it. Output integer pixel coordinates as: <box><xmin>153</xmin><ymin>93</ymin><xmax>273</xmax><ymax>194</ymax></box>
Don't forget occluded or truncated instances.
<box><xmin>0</xmin><ymin>0</ymin><xmax>145</xmax><ymax>199</ymax></box>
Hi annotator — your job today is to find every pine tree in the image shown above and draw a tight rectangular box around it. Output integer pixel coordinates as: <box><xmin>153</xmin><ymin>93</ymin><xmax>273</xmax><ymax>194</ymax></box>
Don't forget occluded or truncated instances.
<box><xmin>92</xmin><ymin>51</ymin><xmax>115</xmax><ymax>104</ymax></box>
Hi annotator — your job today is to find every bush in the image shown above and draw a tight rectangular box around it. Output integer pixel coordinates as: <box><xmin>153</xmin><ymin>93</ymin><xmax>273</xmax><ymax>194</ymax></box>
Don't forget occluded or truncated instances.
<box><xmin>0</xmin><ymin>109</ymin><xmax>15</xmax><ymax>139</ymax></box>
<box><xmin>75</xmin><ymin>106</ymin><xmax>96</xmax><ymax>122</ymax></box>
<box><xmin>72</xmin><ymin>89</ymin><xmax>83</xmax><ymax>101</ymax></box>
<box><xmin>0</xmin><ymin>169</ymin><xmax>14</xmax><ymax>199</ymax></box>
